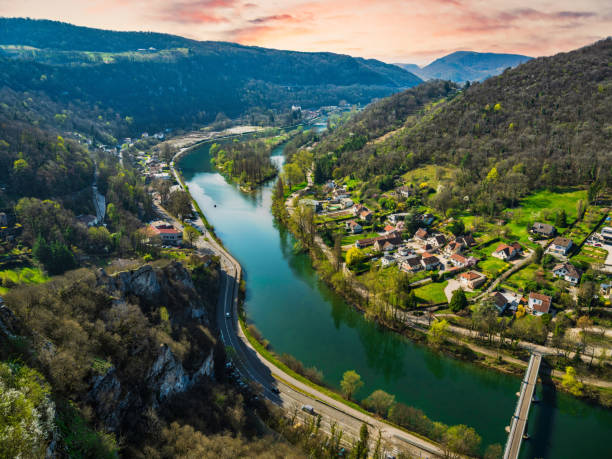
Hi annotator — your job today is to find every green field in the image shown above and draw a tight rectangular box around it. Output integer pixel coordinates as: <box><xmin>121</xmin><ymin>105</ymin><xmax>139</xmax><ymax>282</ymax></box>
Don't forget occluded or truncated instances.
<box><xmin>572</xmin><ymin>245</ymin><xmax>608</xmax><ymax>266</ymax></box>
<box><xmin>413</xmin><ymin>280</ymin><xmax>448</xmax><ymax>305</ymax></box>
<box><xmin>0</xmin><ymin>267</ymin><xmax>49</xmax><ymax>294</ymax></box>
<box><xmin>478</xmin><ymin>257</ymin><xmax>510</xmax><ymax>278</ymax></box>
<box><xmin>502</xmin><ymin>263</ymin><xmax>540</xmax><ymax>291</ymax></box>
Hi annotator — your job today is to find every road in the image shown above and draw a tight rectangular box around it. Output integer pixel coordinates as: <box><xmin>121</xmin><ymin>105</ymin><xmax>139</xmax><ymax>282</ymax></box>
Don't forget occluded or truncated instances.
<box><xmin>161</xmin><ymin>144</ymin><xmax>445</xmax><ymax>457</ymax></box>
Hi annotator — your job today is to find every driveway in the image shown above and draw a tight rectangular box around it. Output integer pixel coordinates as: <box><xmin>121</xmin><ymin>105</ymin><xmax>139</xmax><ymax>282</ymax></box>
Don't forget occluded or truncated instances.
<box><xmin>444</xmin><ymin>279</ymin><xmax>463</xmax><ymax>301</ymax></box>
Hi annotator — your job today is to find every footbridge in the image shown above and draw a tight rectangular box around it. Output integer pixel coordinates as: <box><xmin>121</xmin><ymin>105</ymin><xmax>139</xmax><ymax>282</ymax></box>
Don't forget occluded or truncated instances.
<box><xmin>503</xmin><ymin>352</ymin><xmax>542</xmax><ymax>459</ymax></box>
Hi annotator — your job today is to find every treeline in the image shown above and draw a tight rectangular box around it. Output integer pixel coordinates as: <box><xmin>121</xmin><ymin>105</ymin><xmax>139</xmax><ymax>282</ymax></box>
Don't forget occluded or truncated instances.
<box><xmin>310</xmin><ymin>39</ymin><xmax>612</xmax><ymax>213</ymax></box>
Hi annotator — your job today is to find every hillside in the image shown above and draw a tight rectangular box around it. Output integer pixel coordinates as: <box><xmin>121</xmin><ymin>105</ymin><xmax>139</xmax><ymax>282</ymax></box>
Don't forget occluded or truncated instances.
<box><xmin>0</xmin><ymin>18</ymin><xmax>422</xmax><ymax>132</ymax></box>
<box><xmin>395</xmin><ymin>51</ymin><xmax>532</xmax><ymax>82</ymax></box>
<box><xmin>312</xmin><ymin>39</ymin><xmax>612</xmax><ymax>214</ymax></box>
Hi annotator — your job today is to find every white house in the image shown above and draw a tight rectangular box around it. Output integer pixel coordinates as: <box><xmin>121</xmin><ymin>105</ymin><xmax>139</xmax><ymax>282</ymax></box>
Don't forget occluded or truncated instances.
<box><xmin>548</xmin><ymin>237</ymin><xmax>573</xmax><ymax>256</ymax></box>
<box><xmin>492</xmin><ymin>242</ymin><xmax>522</xmax><ymax>260</ymax></box>
<box><xmin>381</xmin><ymin>255</ymin><xmax>396</xmax><ymax>267</ymax></box>
<box><xmin>527</xmin><ymin>292</ymin><xmax>552</xmax><ymax>316</ymax></box>
<box><xmin>552</xmin><ymin>263</ymin><xmax>581</xmax><ymax>284</ymax></box>
<box><xmin>346</xmin><ymin>220</ymin><xmax>363</xmax><ymax>234</ymax></box>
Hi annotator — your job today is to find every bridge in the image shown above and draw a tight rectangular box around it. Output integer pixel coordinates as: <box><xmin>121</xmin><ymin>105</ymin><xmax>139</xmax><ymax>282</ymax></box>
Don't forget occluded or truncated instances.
<box><xmin>503</xmin><ymin>352</ymin><xmax>542</xmax><ymax>459</ymax></box>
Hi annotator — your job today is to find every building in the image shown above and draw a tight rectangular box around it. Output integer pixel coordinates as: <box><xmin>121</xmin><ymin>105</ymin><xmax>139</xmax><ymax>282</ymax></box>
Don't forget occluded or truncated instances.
<box><xmin>552</xmin><ymin>263</ymin><xmax>581</xmax><ymax>284</ymax></box>
<box><xmin>444</xmin><ymin>240</ymin><xmax>465</xmax><ymax>255</ymax></box>
<box><xmin>548</xmin><ymin>237</ymin><xmax>574</xmax><ymax>256</ymax></box>
<box><xmin>527</xmin><ymin>292</ymin><xmax>552</xmax><ymax>316</ymax></box>
<box><xmin>340</xmin><ymin>197</ymin><xmax>354</xmax><ymax>209</ymax></box>
<box><xmin>493</xmin><ymin>290</ymin><xmax>523</xmax><ymax>313</ymax></box>
<box><xmin>388</xmin><ymin>213</ymin><xmax>409</xmax><ymax>224</ymax></box>
<box><xmin>428</xmin><ymin>234</ymin><xmax>447</xmax><ymax>248</ymax></box>
<box><xmin>352</xmin><ymin>204</ymin><xmax>367</xmax><ymax>216</ymax></box>
<box><xmin>359</xmin><ymin>210</ymin><xmax>373</xmax><ymax>223</ymax></box>
<box><xmin>346</xmin><ymin>220</ymin><xmax>363</xmax><ymax>234</ymax></box>
<box><xmin>381</xmin><ymin>255</ymin><xmax>396</xmax><ymax>267</ymax></box>
<box><xmin>148</xmin><ymin>222</ymin><xmax>182</xmax><ymax>245</ymax></box>
<box><xmin>492</xmin><ymin>242</ymin><xmax>522</xmax><ymax>261</ymax></box>
<box><xmin>531</xmin><ymin>222</ymin><xmax>557</xmax><ymax>238</ymax></box>
<box><xmin>450</xmin><ymin>253</ymin><xmax>469</xmax><ymax>268</ymax></box>
<box><xmin>401</xmin><ymin>256</ymin><xmax>423</xmax><ymax>272</ymax></box>
<box><xmin>397</xmin><ymin>185</ymin><xmax>413</xmax><ymax>198</ymax></box>
<box><xmin>421</xmin><ymin>253</ymin><xmax>442</xmax><ymax>270</ymax></box>
<box><xmin>414</xmin><ymin>228</ymin><xmax>429</xmax><ymax>241</ymax></box>
<box><xmin>456</xmin><ymin>234</ymin><xmax>476</xmax><ymax>247</ymax></box>
<box><xmin>600</xmin><ymin>226</ymin><xmax>612</xmax><ymax>243</ymax></box>
<box><xmin>459</xmin><ymin>271</ymin><xmax>486</xmax><ymax>289</ymax></box>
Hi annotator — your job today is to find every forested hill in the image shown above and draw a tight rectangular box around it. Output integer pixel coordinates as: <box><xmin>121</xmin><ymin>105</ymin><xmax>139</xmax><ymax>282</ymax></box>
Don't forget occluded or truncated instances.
<box><xmin>0</xmin><ymin>18</ymin><xmax>422</xmax><ymax>132</ymax></box>
<box><xmin>312</xmin><ymin>38</ymin><xmax>612</xmax><ymax>214</ymax></box>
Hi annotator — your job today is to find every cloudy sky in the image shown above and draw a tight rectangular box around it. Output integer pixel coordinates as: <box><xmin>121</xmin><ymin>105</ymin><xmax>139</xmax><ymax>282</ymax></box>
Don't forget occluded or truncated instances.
<box><xmin>1</xmin><ymin>0</ymin><xmax>610</xmax><ymax>64</ymax></box>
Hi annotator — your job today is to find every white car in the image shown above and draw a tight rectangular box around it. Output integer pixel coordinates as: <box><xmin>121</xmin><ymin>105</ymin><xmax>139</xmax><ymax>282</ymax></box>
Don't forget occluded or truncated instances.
<box><xmin>225</xmin><ymin>312</ymin><xmax>231</xmax><ymax>318</ymax></box>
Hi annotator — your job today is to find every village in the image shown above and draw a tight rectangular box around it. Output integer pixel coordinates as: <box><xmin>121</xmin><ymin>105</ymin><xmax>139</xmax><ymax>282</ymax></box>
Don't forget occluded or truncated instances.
<box><xmin>296</xmin><ymin>175</ymin><xmax>612</xmax><ymax>323</ymax></box>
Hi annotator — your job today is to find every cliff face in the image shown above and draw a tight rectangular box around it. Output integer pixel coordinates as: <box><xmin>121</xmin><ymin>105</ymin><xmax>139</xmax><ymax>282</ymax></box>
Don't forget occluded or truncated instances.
<box><xmin>85</xmin><ymin>261</ymin><xmax>218</xmax><ymax>432</ymax></box>
<box><xmin>0</xmin><ymin>258</ymin><xmax>221</xmax><ymax>443</ymax></box>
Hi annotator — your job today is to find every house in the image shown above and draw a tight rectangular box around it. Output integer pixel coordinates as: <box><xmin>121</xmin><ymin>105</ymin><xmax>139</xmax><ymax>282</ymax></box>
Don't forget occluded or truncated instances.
<box><xmin>381</xmin><ymin>255</ymin><xmax>396</xmax><ymax>267</ymax></box>
<box><xmin>421</xmin><ymin>253</ymin><xmax>442</xmax><ymax>270</ymax></box>
<box><xmin>384</xmin><ymin>224</ymin><xmax>396</xmax><ymax>233</ymax></box>
<box><xmin>601</xmin><ymin>283</ymin><xmax>612</xmax><ymax>300</ymax></box>
<box><xmin>445</xmin><ymin>240</ymin><xmax>465</xmax><ymax>255</ymax></box>
<box><xmin>527</xmin><ymin>292</ymin><xmax>552</xmax><ymax>316</ymax></box>
<box><xmin>148</xmin><ymin>222</ymin><xmax>182</xmax><ymax>245</ymax></box>
<box><xmin>428</xmin><ymin>234</ymin><xmax>447</xmax><ymax>248</ymax></box>
<box><xmin>450</xmin><ymin>253</ymin><xmax>469</xmax><ymax>268</ymax></box>
<box><xmin>346</xmin><ymin>220</ymin><xmax>363</xmax><ymax>234</ymax></box>
<box><xmin>397</xmin><ymin>185</ymin><xmax>413</xmax><ymax>198</ymax></box>
<box><xmin>492</xmin><ymin>242</ymin><xmax>521</xmax><ymax>261</ymax></box>
<box><xmin>531</xmin><ymin>222</ymin><xmax>557</xmax><ymax>238</ymax></box>
<box><xmin>493</xmin><ymin>290</ymin><xmax>523</xmax><ymax>313</ymax></box>
<box><xmin>340</xmin><ymin>197</ymin><xmax>354</xmax><ymax>209</ymax></box>
<box><xmin>459</xmin><ymin>271</ymin><xmax>486</xmax><ymax>289</ymax></box>
<box><xmin>414</xmin><ymin>228</ymin><xmax>429</xmax><ymax>241</ymax></box>
<box><xmin>548</xmin><ymin>237</ymin><xmax>573</xmax><ymax>256</ymax></box>
<box><xmin>397</xmin><ymin>246</ymin><xmax>412</xmax><ymax>257</ymax></box>
<box><xmin>388</xmin><ymin>213</ymin><xmax>409</xmax><ymax>224</ymax></box>
<box><xmin>418</xmin><ymin>213</ymin><xmax>435</xmax><ymax>226</ymax></box>
<box><xmin>401</xmin><ymin>256</ymin><xmax>423</xmax><ymax>272</ymax></box>
<box><xmin>552</xmin><ymin>263</ymin><xmax>581</xmax><ymax>284</ymax></box>
<box><xmin>352</xmin><ymin>204</ymin><xmax>367</xmax><ymax>216</ymax></box>
<box><xmin>359</xmin><ymin>210</ymin><xmax>373</xmax><ymax>223</ymax></box>
<box><xmin>601</xmin><ymin>226</ymin><xmax>612</xmax><ymax>243</ymax></box>
<box><xmin>373</xmin><ymin>234</ymin><xmax>402</xmax><ymax>252</ymax></box>
<box><xmin>457</xmin><ymin>234</ymin><xmax>477</xmax><ymax>247</ymax></box>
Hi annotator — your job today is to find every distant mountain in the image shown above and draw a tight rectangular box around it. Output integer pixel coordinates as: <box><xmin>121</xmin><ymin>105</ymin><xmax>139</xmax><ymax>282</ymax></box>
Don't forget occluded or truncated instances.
<box><xmin>0</xmin><ymin>18</ymin><xmax>422</xmax><ymax>132</ymax></box>
<box><xmin>394</xmin><ymin>51</ymin><xmax>532</xmax><ymax>82</ymax></box>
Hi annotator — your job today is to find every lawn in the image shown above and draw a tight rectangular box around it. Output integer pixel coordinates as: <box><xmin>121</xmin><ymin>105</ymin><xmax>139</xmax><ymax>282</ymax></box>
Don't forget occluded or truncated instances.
<box><xmin>402</xmin><ymin>165</ymin><xmax>454</xmax><ymax>191</ymax></box>
<box><xmin>478</xmin><ymin>257</ymin><xmax>510</xmax><ymax>278</ymax></box>
<box><xmin>413</xmin><ymin>280</ymin><xmax>448</xmax><ymax>305</ymax></box>
<box><xmin>0</xmin><ymin>267</ymin><xmax>49</xmax><ymax>295</ymax></box>
<box><xmin>502</xmin><ymin>263</ymin><xmax>540</xmax><ymax>291</ymax></box>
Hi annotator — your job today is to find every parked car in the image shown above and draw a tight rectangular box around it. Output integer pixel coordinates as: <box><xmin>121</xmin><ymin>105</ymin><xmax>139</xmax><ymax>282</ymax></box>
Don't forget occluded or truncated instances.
<box><xmin>301</xmin><ymin>404</ymin><xmax>315</xmax><ymax>415</ymax></box>
<box><xmin>225</xmin><ymin>311</ymin><xmax>231</xmax><ymax>318</ymax></box>
<box><xmin>270</xmin><ymin>387</ymin><xmax>280</xmax><ymax>394</ymax></box>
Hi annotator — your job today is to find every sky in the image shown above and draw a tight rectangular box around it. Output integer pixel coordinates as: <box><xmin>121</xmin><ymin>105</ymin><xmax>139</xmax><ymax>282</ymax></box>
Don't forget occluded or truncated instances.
<box><xmin>0</xmin><ymin>0</ymin><xmax>610</xmax><ymax>64</ymax></box>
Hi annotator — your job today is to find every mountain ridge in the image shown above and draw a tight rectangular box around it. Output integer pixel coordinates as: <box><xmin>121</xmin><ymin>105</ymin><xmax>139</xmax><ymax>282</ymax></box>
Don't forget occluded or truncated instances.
<box><xmin>395</xmin><ymin>50</ymin><xmax>532</xmax><ymax>82</ymax></box>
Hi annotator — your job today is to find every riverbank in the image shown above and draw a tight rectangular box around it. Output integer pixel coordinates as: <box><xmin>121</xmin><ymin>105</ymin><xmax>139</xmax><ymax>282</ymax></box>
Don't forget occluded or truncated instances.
<box><xmin>179</xmin><ymin>134</ymin><xmax>612</xmax><ymax>458</ymax></box>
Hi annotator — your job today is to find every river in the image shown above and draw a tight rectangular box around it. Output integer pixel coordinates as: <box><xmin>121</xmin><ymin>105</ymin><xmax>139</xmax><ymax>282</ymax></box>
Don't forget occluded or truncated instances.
<box><xmin>179</xmin><ymin>135</ymin><xmax>612</xmax><ymax>458</ymax></box>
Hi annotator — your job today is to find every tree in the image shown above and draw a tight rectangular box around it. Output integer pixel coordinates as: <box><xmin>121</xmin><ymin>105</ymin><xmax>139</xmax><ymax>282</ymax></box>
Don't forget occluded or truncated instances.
<box><xmin>555</xmin><ymin>209</ymin><xmax>567</xmax><ymax>227</ymax></box>
<box><xmin>450</xmin><ymin>289</ymin><xmax>468</xmax><ymax>312</ymax></box>
<box><xmin>282</xmin><ymin>162</ymin><xmax>304</xmax><ymax>190</ymax></box>
<box><xmin>350</xmin><ymin>423</ymin><xmax>369</xmax><ymax>459</ymax></box>
<box><xmin>561</xmin><ymin>366</ymin><xmax>584</xmax><ymax>396</ymax></box>
<box><xmin>333</xmin><ymin>234</ymin><xmax>343</xmax><ymax>272</ymax></box>
<box><xmin>515</xmin><ymin>304</ymin><xmax>526</xmax><ymax>319</ymax></box>
<box><xmin>578</xmin><ymin>281</ymin><xmax>597</xmax><ymax>314</ymax></box>
<box><xmin>167</xmin><ymin>190</ymin><xmax>192</xmax><ymax>220</ymax></box>
<box><xmin>427</xmin><ymin>319</ymin><xmax>448</xmax><ymax>347</ymax></box>
<box><xmin>183</xmin><ymin>225</ymin><xmax>199</xmax><ymax>247</ymax></box>
<box><xmin>363</xmin><ymin>390</ymin><xmax>395</xmax><ymax>417</ymax></box>
<box><xmin>484</xmin><ymin>443</ymin><xmax>503</xmax><ymax>459</ymax></box>
<box><xmin>447</xmin><ymin>219</ymin><xmax>465</xmax><ymax>236</ymax></box>
<box><xmin>340</xmin><ymin>370</ymin><xmax>364</xmax><ymax>400</ymax></box>
<box><xmin>32</xmin><ymin>236</ymin><xmax>52</xmax><ymax>267</ymax></box>
<box><xmin>443</xmin><ymin>424</ymin><xmax>482</xmax><ymax>457</ymax></box>
<box><xmin>345</xmin><ymin>247</ymin><xmax>363</xmax><ymax>268</ymax></box>
<box><xmin>534</xmin><ymin>245</ymin><xmax>544</xmax><ymax>264</ymax></box>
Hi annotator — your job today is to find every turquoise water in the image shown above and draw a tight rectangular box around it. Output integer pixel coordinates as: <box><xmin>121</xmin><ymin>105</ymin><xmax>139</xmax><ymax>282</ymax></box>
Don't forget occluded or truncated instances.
<box><xmin>180</xmin><ymin>141</ymin><xmax>612</xmax><ymax>458</ymax></box>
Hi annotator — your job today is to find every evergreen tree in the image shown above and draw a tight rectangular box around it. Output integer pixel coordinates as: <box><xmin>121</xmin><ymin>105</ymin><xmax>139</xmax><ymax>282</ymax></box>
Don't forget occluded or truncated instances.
<box><xmin>450</xmin><ymin>289</ymin><xmax>468</xmax><ymax>312</ymax></box>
